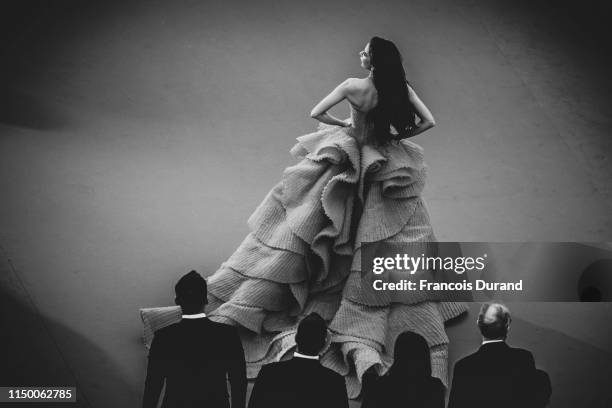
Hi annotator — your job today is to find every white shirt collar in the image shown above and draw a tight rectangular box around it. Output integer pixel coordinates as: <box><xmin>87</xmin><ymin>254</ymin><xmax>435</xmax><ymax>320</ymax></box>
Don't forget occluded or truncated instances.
<box><xmin>182</xmin><ymin>312</ymin><xmax>207</xmax><ymax>319</ymax></box>
<box><xmin>294</xmin><ymin>351</ymin><xmax>319</xmax><ymax>360</ymax></box>
<box><xmin>482</xmin><ymin>339</ymin><xmax>505</xmax><ymax>345</ymax></box>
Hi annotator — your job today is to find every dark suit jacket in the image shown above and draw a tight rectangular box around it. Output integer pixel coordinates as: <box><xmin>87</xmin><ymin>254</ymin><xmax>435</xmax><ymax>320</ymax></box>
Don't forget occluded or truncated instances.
<box><xmin>361</xmin><ymin>372</ymin><xmax>445</xmax><ymax>408</ymax></box>
<box><xmin>448</xmin><ymin>341</ymin><xmax>550</xmax><ymax>408</ymax></box>
<box><xmin>142</xmin><ymin>317</ymin><xmax>246</xmax><ymax>408</ymax></box>
<box><xmin>248</xmin><ymin>356</ymin><xmax>349</xmax><ymax>408</ymax></box>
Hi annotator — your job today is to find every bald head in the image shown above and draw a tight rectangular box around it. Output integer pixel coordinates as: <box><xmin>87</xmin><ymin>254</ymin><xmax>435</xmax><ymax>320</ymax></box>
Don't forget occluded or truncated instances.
<box><xmin>477</xmin><ymin>303</ymin><xmax>511</xmax><ymax>340</ymax></box>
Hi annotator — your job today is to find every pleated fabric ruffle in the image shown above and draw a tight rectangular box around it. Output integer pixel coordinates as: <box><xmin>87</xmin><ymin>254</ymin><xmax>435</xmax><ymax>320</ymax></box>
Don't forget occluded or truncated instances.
<box><xmin>206</xmin><ymin>122</ymin><xmax>467</xmax><ymax>398</ymax></box>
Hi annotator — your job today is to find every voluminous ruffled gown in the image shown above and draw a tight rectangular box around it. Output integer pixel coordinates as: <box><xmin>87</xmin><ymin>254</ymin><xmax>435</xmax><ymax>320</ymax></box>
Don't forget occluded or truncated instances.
<box><xmin>205</xmin><ymin>103</ymin><xmax>467</xmax><ymax>398</ymax></box>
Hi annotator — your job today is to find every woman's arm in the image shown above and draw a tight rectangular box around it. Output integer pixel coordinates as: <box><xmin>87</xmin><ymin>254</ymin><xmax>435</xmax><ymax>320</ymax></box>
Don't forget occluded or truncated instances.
<box><xmin>310</xmin><ymin>79</ymin><xmax>354</xmax><ymax>127</ymax></box>
<box><xmin>398</xmin><ymin>84</ymin><xmax>436</xmax><ymax>139</ymax></box>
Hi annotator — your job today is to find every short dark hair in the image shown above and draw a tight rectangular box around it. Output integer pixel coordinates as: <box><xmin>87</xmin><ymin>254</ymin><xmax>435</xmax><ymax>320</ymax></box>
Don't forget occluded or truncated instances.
<box><xmin>295</xmin><ymin>313</ymin><xmax>327</xmax><ymax>356</ymax></box>
<box><xmin>477</xmin><ymin>303</ymin><xmax>511</xmax><ymax>339</ymax></box>
<box><xmin>175</xmin><ymin>270</ymin><xmax>207</xmax><ymax>310</ymax></box>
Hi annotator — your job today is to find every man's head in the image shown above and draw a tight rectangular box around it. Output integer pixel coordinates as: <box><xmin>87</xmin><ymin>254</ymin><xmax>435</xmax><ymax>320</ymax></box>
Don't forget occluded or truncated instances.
<box><xmin>174</xmin><ymin>270</ymin><xmax>208</xmax><ymax>314</ymax></box>
<box><xmin>295</xmin><ymin>313</ymin><xmax>328</xmax><ymax>356</ymax></box>
<box><xmin>477</xmin><ymin>302</ymin><xmax>511</xmax><ymax>340</ymax></box>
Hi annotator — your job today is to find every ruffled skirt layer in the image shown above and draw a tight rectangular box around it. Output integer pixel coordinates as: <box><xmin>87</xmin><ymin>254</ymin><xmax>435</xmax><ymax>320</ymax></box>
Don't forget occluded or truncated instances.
<box><xmin>205</xmin><ymin>123</ymin><xmax>467</xmax><ymax>398</ymax></box>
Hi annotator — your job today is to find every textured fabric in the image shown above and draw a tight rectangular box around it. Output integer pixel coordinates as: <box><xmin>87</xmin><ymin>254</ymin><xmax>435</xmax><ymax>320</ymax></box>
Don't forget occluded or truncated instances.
<box><xmin>140</xmin><ymin>306</ymin><xmax>182</xmax><ymax>350</ymax></box>
<box><xmin>206</xmin><ymin>104</ymin><xmax>467</xmax><ymax>398</ymax></box>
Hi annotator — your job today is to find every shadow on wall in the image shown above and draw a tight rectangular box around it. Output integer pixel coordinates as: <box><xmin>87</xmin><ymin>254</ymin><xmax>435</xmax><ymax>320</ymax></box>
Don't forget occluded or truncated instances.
<box><xmin>0</xmin><ymin>0</ymin><xmax>120</xmax><ymax>130</ymax></box>
<box><xmin>0</xmin><ymin>86</ymin><xmax>69</xmax><ymax>130</ymax></box>
<box><xmin>0</xmin><ymin>272</ymin><xmax>134</xmax><ymax>407</ymax></box>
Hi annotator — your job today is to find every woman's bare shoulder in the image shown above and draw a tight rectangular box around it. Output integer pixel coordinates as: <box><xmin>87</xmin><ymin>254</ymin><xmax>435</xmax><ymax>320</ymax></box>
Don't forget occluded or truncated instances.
<box><xmin>345</xmin><ymin>77</ymin><xmax>376</xmax><ymax>95</ymax></box>
<box><xmin>350</xmin><ymin>76</ymin><xmax>373</xmax><ymax>87</ymax></box>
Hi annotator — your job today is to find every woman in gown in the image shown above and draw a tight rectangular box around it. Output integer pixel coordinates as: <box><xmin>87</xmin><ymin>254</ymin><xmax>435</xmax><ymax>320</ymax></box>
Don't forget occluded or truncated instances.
<box><xmin>204</xmin><ymin>36</ymin><xmax>467</xmax><ymax>398</ymax></box>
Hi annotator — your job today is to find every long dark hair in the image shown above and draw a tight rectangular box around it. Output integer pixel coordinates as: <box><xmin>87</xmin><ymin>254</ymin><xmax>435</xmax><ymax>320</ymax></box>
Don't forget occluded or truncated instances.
<box><xmin>366</xmin><ymin>36</ymin><xmax>417</xmax><ymax>145</ymax></box>
<box><xmin>389</xmin><ymin>331</ymin><xmax>432</xmax><ymax>378</ymax></box>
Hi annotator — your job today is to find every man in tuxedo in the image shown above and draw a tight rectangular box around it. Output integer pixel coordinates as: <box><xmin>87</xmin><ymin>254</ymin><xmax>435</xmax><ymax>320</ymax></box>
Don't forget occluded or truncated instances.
<box><xmin>248</xmin><ymin>313</ymin><xmax>349</xmax><ymax>408</ymax></box>
<box><xmin>448</xmin><ymin>303</ymin><xmax>551</xmax><ymax>408</ymax></box>
<box><xmin>142</xmin><ymin>270</ymin><xmax>246</xmax><ymax>408</ymax></box>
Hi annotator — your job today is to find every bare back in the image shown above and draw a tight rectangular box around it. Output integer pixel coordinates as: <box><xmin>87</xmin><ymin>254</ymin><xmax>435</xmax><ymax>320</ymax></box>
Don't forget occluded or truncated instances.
<box><xmin>343</xmin><ymin>78</ymin><xmax>380</xmax><ymax>145</ymax></box>
<box><xmin>346</xmin><ymin>77</ymin><xmax>378</xmax><ymax>113</ymax></box>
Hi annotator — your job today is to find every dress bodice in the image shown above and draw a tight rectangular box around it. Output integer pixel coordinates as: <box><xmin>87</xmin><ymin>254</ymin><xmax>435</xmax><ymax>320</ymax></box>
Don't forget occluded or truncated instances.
<box><xmin>348</xmin><ymin>103</ymin><xmax>376</xmax><ymax>146</ymax></box>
